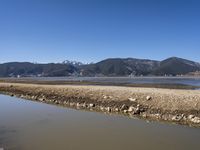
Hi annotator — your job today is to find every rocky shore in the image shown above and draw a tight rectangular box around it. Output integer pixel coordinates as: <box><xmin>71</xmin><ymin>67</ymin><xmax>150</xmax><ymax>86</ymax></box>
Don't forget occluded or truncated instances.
<box><xmin>0</xmin><ymin>82</ymin><xmax>200</xmax><ymax>127</ymax></box>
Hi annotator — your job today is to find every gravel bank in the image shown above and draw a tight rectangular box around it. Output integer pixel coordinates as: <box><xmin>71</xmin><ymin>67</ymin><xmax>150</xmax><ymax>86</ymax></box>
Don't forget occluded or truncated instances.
<box><xmin>0</xmin><ymin>82</ymin><xmax>200</xmax><ymax>127</ymax></box>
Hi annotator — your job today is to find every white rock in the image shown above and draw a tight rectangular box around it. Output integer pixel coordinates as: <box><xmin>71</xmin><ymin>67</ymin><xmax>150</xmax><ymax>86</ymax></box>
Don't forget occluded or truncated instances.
<box><xmin>172</xmin><ymin>115</ymin><xmax>182</xmax><ymax>121</ymax></box>
<box><xmin>115</xmin><ymin>108</ymin><xmax>119</xmax><ymax>112</ymax></box>
<box><xmin>128</xmin><ymin>106</ymin><xmax>134</xmax><ymax>112</ymax></box>
<box><xmin>89</xmin><ymin>103</ymin><xmax>95</xmax><ymax>107</ymax></box>
<box><xmin>39</xmin><ymin>98</ymin><xmax>44</xmax><ymax>102</ymax></box>
<box><xmin>191</xmin><ymin>117</ymin><xmax>200</xmax><ymax>124</ymax></box>
<box><xmin>121</xmin><ymin>104</ymin><xmax>128</xmax><ymax>110</ymax></box>
<box><xmin>76</xmin><ymin>103</ymin><xmax>81</xmax><ymax>107</ymax></box>
<box><xmin>107</xmin><ymin>107</ymin><xmax>111</xmax><ymax>112</ymax></box>
<box><xmin>142</xmin><ymin>113</ymin><xmax>147</xmax><ymax>118</ymax></box>
<box><xmin>146</xmin><ymin>96</ymin><xmax>151</xmax><ymax>100</ymax></box>
<box><xmin>82</xmin><ymin>103</ymin><xmax>86</xmax><ymax>107</ymax></box>
<box><xmin>188</xmin><ymin>115</ymin><xmax>195</xmax><ymax>120</ymax></box>
<box><xmin>69</xmin><ymin>102</ymin><xmax>74</xmax><ymax>106</ymax></box>
<box><xmin>128</xmin><ymin>98</ymin><xmax>137</xmax><ymax>102</ymax></box>
<box><xmin>103</xmin><ymin>95</ymin><xmax>108</xmax><ymax>99</ymax></box>
<box><xmin>154</xmin><ymin>113</ymin><xmax>161</xmax><ymax>119</ymax></box>
<box><xmin>100</xmin><ymin>106</ymin><xmax>104</xmax><ymax>111</ymax></box>
<box><xmin>55</xmin><ymin>100</ymin><xmax>59</xmax><ymax>104</ymax></box>
<box><xmin>123</xmin><ymin>110</ymin><xmax>128</xmax><ymax>113</ymax></box>
<box><xmin>133</xmin><ymin>107</ymin><xmax>140</xmax><ymax>115</ymax></box>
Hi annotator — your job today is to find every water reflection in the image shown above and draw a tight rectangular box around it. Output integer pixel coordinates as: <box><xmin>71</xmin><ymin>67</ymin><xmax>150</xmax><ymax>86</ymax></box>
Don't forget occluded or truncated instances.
<box><xmin>8</xmin><ymin>76</ymin><xmax>200</xmax><ymax>86</ymax></box>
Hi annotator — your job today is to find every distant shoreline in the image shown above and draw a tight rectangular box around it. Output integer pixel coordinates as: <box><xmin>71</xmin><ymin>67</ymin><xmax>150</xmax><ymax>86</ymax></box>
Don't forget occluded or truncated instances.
<box><xmin>0</xmin><ymin>82</ymin><xmax>200</xmax><ymax>127</ymax></box>
<box><xmin>0</xmin><ymin>77</ymin><xmax>199</xmax><ymax>90</ymax></box>
<box><xmin>1</xmin><ymin>75</ymin><xmax>200</xmax><ymax>79</ymax></box>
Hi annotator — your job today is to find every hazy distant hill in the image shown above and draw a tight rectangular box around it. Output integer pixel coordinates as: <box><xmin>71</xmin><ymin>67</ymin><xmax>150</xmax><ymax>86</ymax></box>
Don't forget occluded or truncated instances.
<box><xmin>79</xmin><ymin>58</ymin><xmax>160</xmax><ymax>76</ymax></box>
<box><xmin>0</xmin><ymin>62</ymin><xmax>77</xmax><ymax>77</ymax></box>
<box><xmin>0</xmin><ymin>57</ymin><xmax>199</xmax><ymax>77</ymax></box>
<box><xmin>153</xmin><ymin>57</ymin><xmax>200</xmax><ymax>76</ymax></box>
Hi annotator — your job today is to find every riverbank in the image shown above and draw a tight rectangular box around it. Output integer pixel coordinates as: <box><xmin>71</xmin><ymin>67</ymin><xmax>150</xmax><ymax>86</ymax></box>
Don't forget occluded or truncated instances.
<box><xmin>0</xmin><ymin>82</ymin><xmax>200</xmax><ymax>127</ymax></box>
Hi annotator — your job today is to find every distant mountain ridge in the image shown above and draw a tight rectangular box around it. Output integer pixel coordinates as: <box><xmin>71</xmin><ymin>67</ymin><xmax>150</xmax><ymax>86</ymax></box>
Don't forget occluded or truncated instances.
<box><xmin>0</xmin><ymin>57</ymin><xmax>199</xmax><ymax>77</ymax></box>
<box><xmin>79</xmin><ymin>58</ymin><xmax>160</xmax><ymax>76</ymax></box>
<box><xmin>0</xmin><ymin>62</ymin><xmax>78</xmax><ymax>77</ymax></box>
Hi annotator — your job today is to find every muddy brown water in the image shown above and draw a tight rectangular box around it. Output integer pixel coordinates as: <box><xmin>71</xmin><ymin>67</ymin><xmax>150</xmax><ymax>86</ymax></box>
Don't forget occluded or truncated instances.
<box><xmin>0</xmin><ymin>95</ymin><xmax>200</xmax><ymax>150</ymax></box>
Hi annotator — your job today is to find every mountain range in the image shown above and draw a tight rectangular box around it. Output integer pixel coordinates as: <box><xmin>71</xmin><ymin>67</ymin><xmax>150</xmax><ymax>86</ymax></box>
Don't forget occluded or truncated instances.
<box><xmin>0</xmin><ymin>57</ymin><xmax>199</xmax><ymax>77</ymax></box>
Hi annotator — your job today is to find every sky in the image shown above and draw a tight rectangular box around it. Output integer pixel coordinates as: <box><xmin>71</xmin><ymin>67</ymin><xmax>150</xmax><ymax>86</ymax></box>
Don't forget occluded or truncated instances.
<box><xmin>0</xmin><ymin>0</ymin><xmax>200</xmax><ymax>63</ymax></box>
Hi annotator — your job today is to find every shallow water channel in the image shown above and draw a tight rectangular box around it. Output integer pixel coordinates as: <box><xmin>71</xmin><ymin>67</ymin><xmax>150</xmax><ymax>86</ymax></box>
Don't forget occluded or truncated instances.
<box><xmin>0</xmin><ymin>94</ymin><xmax>200</xmax><ymax>150</ymax></box>
<box><xmin>22</xmin><ymin>76</ymin><xmax>200</xmax><ymax>86</ymax></box>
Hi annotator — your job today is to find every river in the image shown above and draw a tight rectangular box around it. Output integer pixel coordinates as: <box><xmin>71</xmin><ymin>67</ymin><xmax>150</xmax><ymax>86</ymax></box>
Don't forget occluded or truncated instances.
<box><xmin>0</xmin><ymin>94</ymin><xmax>200</xmax><ymax>150</ymax></box>
<box><xmin>14</xmin><ymin>76</ymin><xmax>200</xmax><ymax>87</ymax></box>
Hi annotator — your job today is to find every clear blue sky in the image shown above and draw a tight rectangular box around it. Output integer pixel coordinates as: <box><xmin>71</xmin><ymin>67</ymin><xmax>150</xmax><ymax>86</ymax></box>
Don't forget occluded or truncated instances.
<box><xmin>0</xmin><ymin>0</ymin><xmax>200</xmax><ymax>63</ymax></box>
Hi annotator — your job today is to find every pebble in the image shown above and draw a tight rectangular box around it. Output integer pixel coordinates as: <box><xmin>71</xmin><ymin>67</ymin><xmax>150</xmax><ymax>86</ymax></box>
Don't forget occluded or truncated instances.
<box><xmin>106</xmin><ymin>107</ymin><xmax>111</xmax><ymax>112</ymax></box>
<box><xmin>100</xmin><ymin>106</ymin><xmax>104</xmax><ymax>111</ymax></box>
<box><xmin>121</xmin><ymin>104</ymin><xmax>129</xmax><ymax>110</ymax></box>
<box><xmin>188</xmin><ymin>115</ymin><xmax>195</xmax><ymax>120</ymax></box>
<box><xmin>132</xmin><ymin>107</ymin><xmax>140</xmax><ymax>115</ymax></box>
<box><xmin>142</xmin><ymin>113</ymin><xmax>147</xmax><ymax>118</ymax></box>
<box><xmin>128</xmin><ymin>106</ymin><xmax>134</xmax><ymax>112</ymax></box>
<box><xmin>172</xmin><ymin>115</ymin><xmax>182</xmax><ymax>121</ymax></box>
<box><xmin>191</xmin><ymin>117</ymin><xmax>200</xmax><ymax>124</ymax></box>
<box><xmin>76</xmin><ymin>103</ymin><xmax>81</xmax><ymax>107</ymax></box>
<box><xmin>123</xmin><ymin>110</ymin><xmax>128</xmax><ymax>113</ymax></box>
<box><xmin>55</xmin><ymin>100</ymin><xmax>59</xmax><ymax>104</ymax></box>
<box><xmin>128</xmin><ymin>98</ymin><xmax>137</xmax><ymax>102</ymax></box>
<box><xmin>89</xmin><ymin>103</ymin><xmax>95</xmax><ymax>107</ymax></box>
<box><xmin>82</xmin><ymin>103</ymin><xmax>86</xmax><ymax>108</ymax></box>
<box><xmin>154</xmin><ymin>113</ymin><xmax>161</xmax><ymax>119</ymax></box>
<box><xmin>146</xmin><ymin>96</ymin><xmax>151</xmax><ymax>100</ymax></box>
<box><xmin>114</xmin><ymin>108</ymin><xmax>119</xmax><ymax>112</ymax></box>
<box><xmin>63</xmin><ymin>101</ymin><xmax>68</xmax><ymax>105</ymax></box>
<box><xmin>69</xmin><ymin>102</ymin><xmax>75</xmax><ymax>106</ymax></box>
<box><xmin>103</xmin><ymin>95</ymin><xmax>107</xmax><ymax>99</ymax></box>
